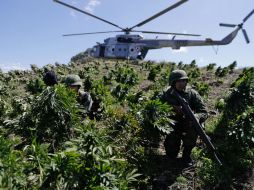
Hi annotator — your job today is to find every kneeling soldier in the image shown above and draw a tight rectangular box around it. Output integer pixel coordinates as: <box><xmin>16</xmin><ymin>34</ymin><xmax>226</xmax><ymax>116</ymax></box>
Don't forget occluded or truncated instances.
<box><xmin>65</xmin><ymin>74</ymin><xmax>93</xmax><ymax>114</ymax></box>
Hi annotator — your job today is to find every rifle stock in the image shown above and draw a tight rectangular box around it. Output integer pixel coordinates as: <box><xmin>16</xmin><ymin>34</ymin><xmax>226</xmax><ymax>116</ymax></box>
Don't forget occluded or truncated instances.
<box><xmin>170</xmin><ymin>89</ymin><xmax>223</xmax><ymax>166</ymax></box>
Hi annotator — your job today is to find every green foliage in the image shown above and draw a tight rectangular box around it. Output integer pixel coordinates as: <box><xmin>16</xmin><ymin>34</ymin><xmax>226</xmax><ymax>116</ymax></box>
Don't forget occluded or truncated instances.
<box><xmin>0</xmin><ymin>82</ymin><xmax>19</xmax><ymax>122</ymax></box>
<box><xmin>111</xmin><ymin>66</ymin><xmax>138</xmax><ymax>85</ymax></box>
<box><xmin>190</xmin><ymin>59</ymin><xmax>197</xmax><ymax>67</ymax></box>
<box><xmin>112</xmin><ymin>84</ymin><xmax>130</xmax><ymax>100</ymax></box>
<box><xmin>23</xmin><ymin>140</ymin><xmax>51</xmax><ymax>187</ymax></box>
<box><xmin>176</xmin><ymin>175</ymin><xmax>187</xmax><ymax>184</ymax></box>
<box><xmin>39</xmin><ymin>121</ymin><xmax>141</xmax><ymax>190</ymax></box>
<box><xmin>30</xmin><ymin>64</ymin><xmax>39</xmax><ymax>73</ymax></box>
<box><xmin>228</xmin><ymin>61</ymin><xmax>237</xmax><ymax>73</ymax></box>
<box><xmin>225</xmin><ymin>67</ymin><xmax>254</xmax><ymax>119</ymax></box>
<box><xmin>177</xmin><ymin>61</ymin><xmax>183</xmax><ymax>69</ymax></box>
<box><xmin>160</xmin><ymin>67</ymin><xmax>171</xmax><ymax>86</ymax></box>
<box><xmin>215</xmin><ymin>98</ymin><xmax>225</xmax><ymax>112</ymax></box>
<box><xmin>83</xmin><ymin>75</ymin><xmax>93</xmax><ymax>91</ymax></box>
<box><xmin>0</xmin><ymin>57</ymin><xmax>252</xmax><ymax>189</ymax></box>
<box><xmin>70</xmin><ymin>51</ymin><xmax>89</xmax><ymax>62</ymax></box>
<box><xmin>188</xmin><ymin>68</ymin><xmax>201</xmax><ymax>79</ymax></box>
<box><xmin>147</xmin><ymin>65</ymin><xmax>161</xmax><ymax>81</ymax></box>
<box><xmin>9</xmin><ymin>97</ymin><xmax>28</xmax><ymax>118</ymax></box>
<box><xmin>14</xmin><ymin>85</ymin><xmax>79</xmax><ymax>150</ymax></box>
<box><xmin>139</xmin><ymin>99</ymin><xmax>174</xmax><ymax>145</ymax></box>
<box><xmin>0</xmin><ymin>136</ymin><xmax>27</xmax><ymax>189</ymax></box>
<box><xmin>192</xmin><ymin>81</ymin><xmax>210</xmax><ymax>97</ymax></box>
<box><xmin>196</xmin><ymin>157</ymin><xmax>223</xmax><ymax>186</ymax></box>
<box><xmin>26</xmin><ymin>78</ymin><xmax>45</xmax><ymax>94</ymax></box>
<box><xmin>206</xmin><ymin>63</ymin><xmax>216</xmax><ymax>71</ymax></box>
<box><xmin>127</xmin><ymin>91</ymin><xmax>144</xmax><ymax>105</ymax></box>
<box><xmin>104</xmin><ymin>106</ymin><xmax>143</xmax><ymax>168</ymax></box>
<box><xmin>215</xmin><ymin>66</ymin><xmax>229</xmax><ymax>77</ymax></box>
<box><xmin>0</xmin><ymin>82</ymin><xmax>8</xmax><ymax>96</ymax></box>
<box><xmin>226</xmin><ymin>106</ymin><xmax>254</xmax><ymax>147</ymax></box>
<box><xmin>196</xmin><ymin>67</ymin><xmax>254</xmax><ymax>188</ymax></box>
<box><xmin>89</xmin><ymin>79</ymin><xmax>113</xmax><ymax>120</ymax></box>
<box><xmin>0</xmin><ymin>97</ymin><xmax>10</xmax><ymax>120</ymax></box>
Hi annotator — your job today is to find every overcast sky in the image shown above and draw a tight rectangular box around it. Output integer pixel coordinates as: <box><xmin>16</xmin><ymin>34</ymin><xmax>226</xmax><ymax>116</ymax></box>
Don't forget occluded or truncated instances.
<box><xmin>0</xmin><ymin>0</ymin><xmax>254</xmax><ymax>72</ymax></box>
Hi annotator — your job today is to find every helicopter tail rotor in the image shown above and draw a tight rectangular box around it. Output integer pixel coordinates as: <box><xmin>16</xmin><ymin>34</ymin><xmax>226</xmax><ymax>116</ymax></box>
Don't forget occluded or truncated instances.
<box><xmin>219</xmin><ymin>9</ymin><xmax>254</xmax><ymax>44</ymax></box>
<box><xmin>242</xmin><ymin>29</ymin><xmax>250</xmax><ymax>43</ymax></box>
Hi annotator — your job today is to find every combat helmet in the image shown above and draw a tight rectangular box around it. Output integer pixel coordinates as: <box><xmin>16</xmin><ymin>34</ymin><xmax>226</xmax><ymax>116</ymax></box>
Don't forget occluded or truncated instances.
<box><xmin>169</xmin><ymin>70</ymin><xmax>188</xmax><ymax>85</ymax></box>
<box><xmin>43</xmin><ymin>71</ymin><xmax>58</xmax><ymax>86</ymax></box>
<box><xmin>65</xmin><ymin>74</ymin><xmax>82</xmax><ymax>87</ymax></box>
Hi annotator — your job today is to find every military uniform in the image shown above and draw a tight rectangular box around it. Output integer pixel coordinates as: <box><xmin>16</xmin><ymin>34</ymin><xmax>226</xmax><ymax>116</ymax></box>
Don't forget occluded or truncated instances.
<box><xmin>77</xmin><ymin>90</ymin><xmax>93</xmax><ymax>113</ymax></box>
<box><xmin>161</xmin><ymin>70</ymin><xmax>208</xmax><ymax>164</ymax></box>
<box><xmin>65</xmin><ymin>75</ymin><xmax>93</xmax><ymax>114</ymax></box>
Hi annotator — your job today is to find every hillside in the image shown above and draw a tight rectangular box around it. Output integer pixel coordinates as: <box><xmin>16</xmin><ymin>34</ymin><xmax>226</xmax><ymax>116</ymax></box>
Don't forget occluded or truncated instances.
<box><xmin>0</xmin><ymin>57</ymin><xmax>253</xmax><ymax>189</ymax></box>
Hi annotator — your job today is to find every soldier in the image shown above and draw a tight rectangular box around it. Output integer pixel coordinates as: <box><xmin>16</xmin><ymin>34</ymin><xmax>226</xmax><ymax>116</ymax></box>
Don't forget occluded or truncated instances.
<box><xmin>161</xmin><ymin>70</ymin><xmax>208</xmax><ymax>167</ymax></box>
<box><xmin>65</xmin><ymin>74</ymin><xmax>93</xmax><ymax>114</ymax></box>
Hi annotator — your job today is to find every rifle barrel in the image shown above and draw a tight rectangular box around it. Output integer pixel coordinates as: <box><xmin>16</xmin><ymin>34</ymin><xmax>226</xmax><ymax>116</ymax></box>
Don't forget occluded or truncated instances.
<box><xmin>171</xmin><ymin>89</ymin><xmax>223</xmax><ymax>166</ymax></box>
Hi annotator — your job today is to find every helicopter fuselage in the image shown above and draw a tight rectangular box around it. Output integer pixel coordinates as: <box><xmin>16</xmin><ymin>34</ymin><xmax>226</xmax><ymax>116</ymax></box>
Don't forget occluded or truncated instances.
<box><xmin>88</xmin><ymin>34</ymin><xmax>148</xmax><ymax>60</ymax></box>
<box><xmin>87</xmin><ymin>27</ymin><xmax>240</xmax><ymax>60</ymax></box>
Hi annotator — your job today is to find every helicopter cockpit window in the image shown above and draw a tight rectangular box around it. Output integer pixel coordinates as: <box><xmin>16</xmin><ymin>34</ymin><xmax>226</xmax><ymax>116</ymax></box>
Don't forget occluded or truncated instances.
<box><xmin>127</xmin><ymin>38</ymin><xmax>133</xmax><ymax>42</ymax></box>
<box><xmin>117</xmin><ymin>37</ymin><xmax>134</xmax><ymax>43</ymax></box>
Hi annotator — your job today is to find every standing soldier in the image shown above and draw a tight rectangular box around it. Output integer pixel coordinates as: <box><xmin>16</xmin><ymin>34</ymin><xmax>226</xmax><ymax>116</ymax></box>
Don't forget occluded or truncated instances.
<box><xmin>65</xmin><ymin>74</ymin><xmax>93</xmax><ymax>114</ymax></box>
<box><xmin>161</xmin><ymin>70</ymin><xmax>208</xmax><ymax>167</ymax></box>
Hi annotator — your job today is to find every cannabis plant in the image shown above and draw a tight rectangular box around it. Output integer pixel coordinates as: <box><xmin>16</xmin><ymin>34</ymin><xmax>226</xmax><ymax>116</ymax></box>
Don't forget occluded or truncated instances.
<box><xmin>18</xmin><ymin>85</ymin><xmax>79</xmax><ymax>150</ymax></box>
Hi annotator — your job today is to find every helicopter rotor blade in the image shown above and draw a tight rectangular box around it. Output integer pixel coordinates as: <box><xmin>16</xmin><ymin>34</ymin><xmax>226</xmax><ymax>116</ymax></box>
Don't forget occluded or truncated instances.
<box><xmin>243</xmin><ymin>9</ymin><xmax>254</xmax><ymax>23</ymax></box>
<box><xmin>130</xmin><ymin>0</ymin><xmax>188</xmax><ymax>30</ymax></box>
<box><xmin>53</xmin><ymin>0</ymin><xmax>123</xmax><ymax>30</ymax></box>
<box><xmin>219</xmin><ymin>23</ymin><xmax>237</xmax><ymax>27</ymax></box>
<box><xmin>134</xmin><ymin>30</ymin><xmax>201</xmax><ymax>37</ymax></box>
<box><xmin>62</xmin><ymin>31</ymin><xmax>123</xmax><ymax>36</ymax></box>
<box><xmin>242</xmin><ymin>29</ymin><xmax>250</xmax><ymax>43</ymax></box>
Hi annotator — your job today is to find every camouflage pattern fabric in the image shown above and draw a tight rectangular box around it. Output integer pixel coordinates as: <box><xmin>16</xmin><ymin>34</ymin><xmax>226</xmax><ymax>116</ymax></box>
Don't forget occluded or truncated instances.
<box><xmin>161</xmin><ymin>86</ymin><xmax>208</xmax><ymax>161</ymax></box>
<box><xmin>77</xmin><ymin>90</ymin><xmax>93</xmax><ymax>114</ymax></box>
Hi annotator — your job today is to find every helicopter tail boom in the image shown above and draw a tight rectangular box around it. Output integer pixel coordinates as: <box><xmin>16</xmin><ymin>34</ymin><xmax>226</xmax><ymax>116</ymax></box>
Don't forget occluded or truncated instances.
<box><xmin>139</xmin><ymin>27</ymin><xmax>240</xmax><ymax>50</ymax></box>
<box><xmin>130</xmin><ymin>9</ymin><xmax>254</xmax><ymax>50</ymax></box>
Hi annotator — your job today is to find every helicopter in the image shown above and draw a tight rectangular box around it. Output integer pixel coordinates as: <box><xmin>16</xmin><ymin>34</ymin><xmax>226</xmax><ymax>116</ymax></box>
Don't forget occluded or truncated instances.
<box><xmin>54</xmin><ymin>0</ymin><xmax>254</xmax><ymax>60</ymax></box>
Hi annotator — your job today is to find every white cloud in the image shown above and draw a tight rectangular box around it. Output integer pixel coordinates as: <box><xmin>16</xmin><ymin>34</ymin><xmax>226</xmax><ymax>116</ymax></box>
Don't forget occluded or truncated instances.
<box><xmin>0</xmin><ymin>62</ymin><xmax>28</xmax><ymax>73</ymax></box>
<box><xmin>84</xmin><ymin>0</ymin><xmax>101</xmax><ymax>13</ymax></box>
<box><xmin>69</xmin><ymin>1</ymin><xmax>78</xmax><ymax>18</ymax></box>
<box><xmin>172</xmin><ymin>47</ymin><xmax>188</xmax><ymax>53</ymax></box>
<box><xmin>69</xmin><ymin>10</ymin><xmax>77</xmax><ymax>18</ymax></box>
<box><xmin>68</xmin><ymin>0</ymin><xmax>101</xmax><ymax>18</ymax></box>
<box><xmin>71</xmin><ymin>1</ymin><xmax>78</xmax><ymax>5</ymax></box>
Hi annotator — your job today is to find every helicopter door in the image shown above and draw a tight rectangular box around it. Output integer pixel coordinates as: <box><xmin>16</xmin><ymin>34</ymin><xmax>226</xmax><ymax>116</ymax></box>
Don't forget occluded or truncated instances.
<box><xmin>99</xmin><ymin>46</ymin><xmax>105</xmax><ymax>57</ymax></box>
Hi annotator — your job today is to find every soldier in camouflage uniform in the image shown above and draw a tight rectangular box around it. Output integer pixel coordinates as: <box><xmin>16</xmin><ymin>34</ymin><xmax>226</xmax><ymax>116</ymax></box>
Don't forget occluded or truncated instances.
<box><xmin>161</xmin><ymin>70</ymin><xmax>208</xmax><ymax>166</ymax></box>
<box><xmin>65</xmin><ymin>74</ymin><xmax>93</xmax><ymax>114</ymax></box>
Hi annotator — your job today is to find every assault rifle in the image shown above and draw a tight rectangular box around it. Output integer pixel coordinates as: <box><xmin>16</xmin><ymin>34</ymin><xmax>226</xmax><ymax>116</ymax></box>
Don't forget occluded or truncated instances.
<box><xmin>170</xmin><ymin>88</ymin><xmax>223</xmax><ymax>166</ymax></box>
